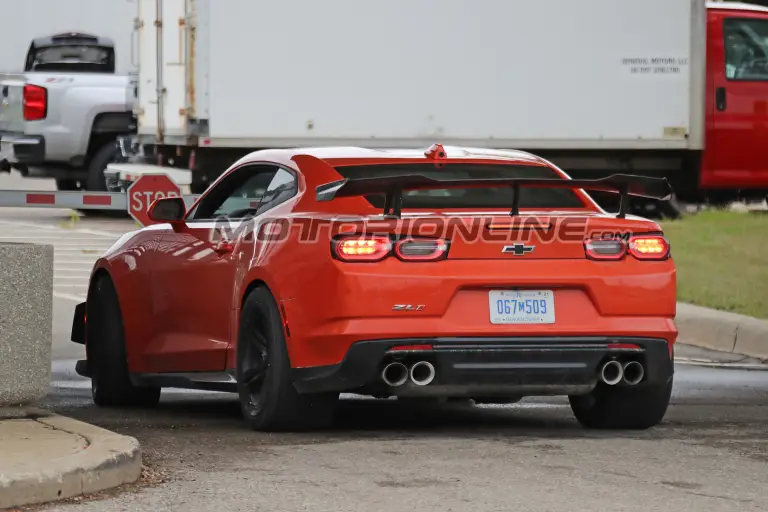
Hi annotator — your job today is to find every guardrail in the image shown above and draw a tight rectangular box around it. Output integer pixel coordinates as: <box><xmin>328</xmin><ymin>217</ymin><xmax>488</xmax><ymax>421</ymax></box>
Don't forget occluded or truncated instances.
<box><xmin>0</xmin><ymin>190</ymin><xmax>200</xmax><ymax>210</ymax></box>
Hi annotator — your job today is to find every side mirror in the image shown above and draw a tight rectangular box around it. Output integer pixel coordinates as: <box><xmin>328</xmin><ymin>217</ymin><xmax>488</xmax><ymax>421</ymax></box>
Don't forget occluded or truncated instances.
<box><xmin>148</xmin><ymin>196</ymin><xmax>186</xmax><ymax>224</ymax></box>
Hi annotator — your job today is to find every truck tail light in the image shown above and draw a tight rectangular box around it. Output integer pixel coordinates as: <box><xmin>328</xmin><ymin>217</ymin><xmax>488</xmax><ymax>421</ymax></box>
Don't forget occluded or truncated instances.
<box><xmin>628</xmin><ymin>235</ymin><xmax>670</xmax><ymax>260</ymax></box>
<box><xmin>584</xmin><ymin>239</ymin><xmax>627</xmax><ymax>260</ymax></box>
<box><xmin>23</xmin><ymin>84</ymin><xmax>47</xmax><ymax>121</ymax></box>
<box><xmin>394</xmin><ymin>238</ymin><xmax>449</xmax><ymax>261</ymax></box>
<box><xmin>332</xmin><ymin>235</ymin><xmax>392</xmax><ymax>262</ymax></box>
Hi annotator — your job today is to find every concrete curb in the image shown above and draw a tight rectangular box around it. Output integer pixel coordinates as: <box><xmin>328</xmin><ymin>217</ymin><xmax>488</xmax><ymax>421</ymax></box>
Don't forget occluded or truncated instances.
<box><xmin>676</xmin><ymin>302</ymin><xmax>768</xmax><ymax>361</ymax></box>
<box><xmin>0</xmin><ymin>409</ymin><xmax>141</xmax><ymax>509</ymax></box>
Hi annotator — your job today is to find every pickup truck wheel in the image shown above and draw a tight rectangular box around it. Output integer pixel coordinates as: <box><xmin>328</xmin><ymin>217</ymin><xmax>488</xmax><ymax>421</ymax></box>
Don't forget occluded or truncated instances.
<box><xmin>568</xmin><ymin>378</ymin><xmax>673</xmax><ymax>430</ymax></box>
<box><xmin>87</xmin><ymin>274</ymin><xmax>161</xmax><ymax>407</ymax></box>
<box><xmin>237</xmin><ymin>287</ymin><xmax>338</xmax><ymax>432</ymax></box>
<box><xmin>86</xmin><ymin>142</ymin><xmax>118</xmax><ymax>192</ymax></box>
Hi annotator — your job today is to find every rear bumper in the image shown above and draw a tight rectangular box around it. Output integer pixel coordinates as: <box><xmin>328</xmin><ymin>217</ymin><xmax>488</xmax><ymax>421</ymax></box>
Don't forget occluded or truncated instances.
<box><xmin>291</xmin><ymin>336</ymin><xmax>673</xmax><ymax>397</ymax></box>
<box><xmin>0</xmin><ymin>132</ymin><xmax>45</xmax><ymax>165</ymax></box>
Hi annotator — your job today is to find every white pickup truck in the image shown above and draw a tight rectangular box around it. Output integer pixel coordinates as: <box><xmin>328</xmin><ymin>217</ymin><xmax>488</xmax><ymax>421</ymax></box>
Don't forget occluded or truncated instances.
<box><xmin>0</xmin><ymin>32</ymin><xmax>135</xmax><ymax>191</ymax></box>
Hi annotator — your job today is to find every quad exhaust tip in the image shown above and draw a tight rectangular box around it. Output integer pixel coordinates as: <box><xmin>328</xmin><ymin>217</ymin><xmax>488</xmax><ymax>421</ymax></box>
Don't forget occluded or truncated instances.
<box><xmin>382</xmin><ymin>362</ymin><xmax>409</xmax><ymax>387</ymax></box>
<box><xmin>622</xmin><ymin>361</ymin><xmax>645</xmax><ymax>385</ymax></box>
<box><xmin>600</xmin><ymin>360</ymin><xmax>623</xmax><ymax>386</ymax></box>
<box><xmin>410</xmin><ymin>361</ymin><xmax>436</xmax><ymax>386</ymax></box>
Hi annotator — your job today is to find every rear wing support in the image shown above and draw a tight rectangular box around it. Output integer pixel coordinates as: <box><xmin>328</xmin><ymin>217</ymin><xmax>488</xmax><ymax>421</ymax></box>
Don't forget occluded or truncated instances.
<box><xmin>382</xmin><ymin>187</ymin><xmax>404</xmax><ymax>218</ymax></box>
<box><xmin>316</xmin><ymin>173</ymin><xmax>672</xmax><ymax>219</ymax></box>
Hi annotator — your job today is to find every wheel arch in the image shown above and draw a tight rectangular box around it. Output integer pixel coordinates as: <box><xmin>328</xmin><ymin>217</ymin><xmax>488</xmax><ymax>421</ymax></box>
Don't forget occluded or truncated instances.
<box><xmin>241</xmin><ymin>279</ymin><xmax>270</xmax><ymax>309</ymax></box>
<box><xmin>86</xmin><ymin>260</ymin><xmax>151</xmax><ymax>372</ymax></box>
<box><xmin>86</xmin><ymin>112</ymin><xmax>134</xmax><ymax>159</ymax></box>
<box><xmin>84</xmin><ymin>267</ymin><xmax>115</xmax><ymax>357</ymax></box>
<box><xmin>228</xmin><ymin>278</ymin><xmax>289</xmax><ymax>369</ymax></box>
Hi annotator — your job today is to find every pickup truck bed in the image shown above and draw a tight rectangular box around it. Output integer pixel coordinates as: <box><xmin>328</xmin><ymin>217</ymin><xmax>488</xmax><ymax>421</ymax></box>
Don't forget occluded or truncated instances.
<box><xmin>0</xmin><ymin>71</ymin><xmax>135</xmax><ymax>190</ymax></box>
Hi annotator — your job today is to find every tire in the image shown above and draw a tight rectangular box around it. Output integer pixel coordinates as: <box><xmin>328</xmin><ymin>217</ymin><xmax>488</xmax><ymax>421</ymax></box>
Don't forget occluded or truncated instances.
<box><xmin>568</xmin><ymin>378</ymin><xmax>673</xmax><ymax>430</ymax></box>
<box><xmin>85</xmin><ymin>141</ymin><xmax>118</xmax><ymax>192</ymax></box>
<box><xmin>236</xmin><ymin>287</ymin><xmax>338</xmax><ymax>431</ymax></box>
<box><xmin>82</xmin><ymin>141</ymin><xmax>128</xmax><ymax>217</ymax></box>
<box><xmin>55</xmin><ymin>178</ymin><xmax>80</xmax><ymax>191</ymax></box>
<box><xmin>87</xmin><ymin>275</ymin><xmax>161</xmax><ymax>407</ymax></box>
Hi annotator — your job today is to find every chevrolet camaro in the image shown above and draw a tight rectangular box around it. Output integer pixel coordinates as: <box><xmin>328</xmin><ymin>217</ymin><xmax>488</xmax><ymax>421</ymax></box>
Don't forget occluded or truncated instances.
<box><xmin>71</xmin><ymin>144</ymin><xmax>677</xmax><ymax>432</ymax></box>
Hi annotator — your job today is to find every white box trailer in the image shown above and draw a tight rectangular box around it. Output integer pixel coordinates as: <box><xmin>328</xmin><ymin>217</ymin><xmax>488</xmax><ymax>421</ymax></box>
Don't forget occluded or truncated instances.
<box><xmin>137</xmin><ymin>0</ymin><xmax>768</xmax><ymax>212</ymax></box>
<box><xmin>0</xmin><ymin>0</ymin><xmax>138</xmax><ymax>73</ymax></box>
<box><xmin>136</xmin><ymin>0</ymin><xmax>704</xmax><ymax>149</ymax></box>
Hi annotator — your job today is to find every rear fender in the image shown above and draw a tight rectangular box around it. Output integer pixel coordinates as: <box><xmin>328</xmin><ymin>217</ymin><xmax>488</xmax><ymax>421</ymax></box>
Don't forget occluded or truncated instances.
<box><xmin>227</xmin><ymin>270</ymin><xmax>285</xmax><ymax>369</ymax></box>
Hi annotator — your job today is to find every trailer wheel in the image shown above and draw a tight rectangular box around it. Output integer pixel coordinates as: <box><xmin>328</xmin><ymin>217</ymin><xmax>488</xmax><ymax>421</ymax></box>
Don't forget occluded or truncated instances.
<box><xmin>55</xmin><ymin>179</ymin><xmax>80</xmax><ymax>191</ymax></box>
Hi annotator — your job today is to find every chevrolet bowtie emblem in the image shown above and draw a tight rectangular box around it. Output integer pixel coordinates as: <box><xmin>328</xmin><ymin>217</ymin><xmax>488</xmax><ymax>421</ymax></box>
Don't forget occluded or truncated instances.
<box><xmin>502</xmin><ymin>244</ymin><xmax>535</xmax><ymax>256</ymax></box>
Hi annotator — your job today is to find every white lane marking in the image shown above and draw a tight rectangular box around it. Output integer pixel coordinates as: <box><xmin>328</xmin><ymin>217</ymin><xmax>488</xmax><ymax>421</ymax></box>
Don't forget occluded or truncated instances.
<box><xmin>55</xmin><ymin>292</ymin><xmax>87</xmax><ymax>302</ymax></box>
<box><xmin>0</xmin><ymin>236</ymin><xmax>116</xmax><ymax>241</ymax></box>
<box><xmin>0</xmin><ymin>218</ymin><xmax>127</xmax><ymax>238</ymax></box>
<box><xmin>0</xmin><ymin>219</ymin><xmax>122</xmax><ymax>302</ymax></box>
<box><xmin>57</xmin><ymin>291</ymin><xmax>87</xmax><ymax>301</ymax></box>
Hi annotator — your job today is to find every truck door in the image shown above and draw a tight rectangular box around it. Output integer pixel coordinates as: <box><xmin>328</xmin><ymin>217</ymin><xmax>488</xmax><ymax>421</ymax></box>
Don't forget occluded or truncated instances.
<box><xmin>704</xmin><ymin>9</ymin><xmax>768</xmax><ymax>191</ymax></box>
<box><xmin>136</xmin><ymin>0</ymin><xmax>190</xmax><ymax>144</ymax></box>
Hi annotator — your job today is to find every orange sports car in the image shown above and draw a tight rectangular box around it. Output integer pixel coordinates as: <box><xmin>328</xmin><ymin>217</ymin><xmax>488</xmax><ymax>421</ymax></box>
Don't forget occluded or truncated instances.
<box><xmin>71</xmin><ymin>144</ymin><xmax>677</xmax><ymax>432</ymax></box>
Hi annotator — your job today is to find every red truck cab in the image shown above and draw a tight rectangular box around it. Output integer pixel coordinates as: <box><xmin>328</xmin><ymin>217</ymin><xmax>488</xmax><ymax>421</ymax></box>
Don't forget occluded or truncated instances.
<box><xmin>704</xmin><ymin>2</ymin><xmax>768</xmax><ymax>198</ymax></box>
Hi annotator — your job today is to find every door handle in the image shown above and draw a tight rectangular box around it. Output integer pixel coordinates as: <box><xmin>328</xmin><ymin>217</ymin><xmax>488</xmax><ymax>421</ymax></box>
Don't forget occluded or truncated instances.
<box><xmin>716</xmin><ymin>87</ymin><xmax>727</xmax><ymax>111</ymax></box>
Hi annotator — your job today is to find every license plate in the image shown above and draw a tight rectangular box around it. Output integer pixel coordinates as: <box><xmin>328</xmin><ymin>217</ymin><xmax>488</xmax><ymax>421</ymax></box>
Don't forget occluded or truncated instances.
<box><xmin>489</xmin><ymin>290</ymin><xmax>555</xmax><ymax>324</ymax></box>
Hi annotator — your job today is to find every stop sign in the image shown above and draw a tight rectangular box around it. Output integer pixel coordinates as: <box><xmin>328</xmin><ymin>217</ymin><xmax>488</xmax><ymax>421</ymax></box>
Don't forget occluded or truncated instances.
<box><xmin>127</xmin><ymin>174</ymin><xmax>183</xmax><ymax>226</ymax></box>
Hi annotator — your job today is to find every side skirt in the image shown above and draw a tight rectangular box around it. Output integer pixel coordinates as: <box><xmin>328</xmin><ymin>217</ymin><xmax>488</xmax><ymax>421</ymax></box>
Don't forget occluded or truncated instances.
<box><xmin>130</xmin><ymin>371</ymin><xmax>238</xmax><ymax>393</ymax></box>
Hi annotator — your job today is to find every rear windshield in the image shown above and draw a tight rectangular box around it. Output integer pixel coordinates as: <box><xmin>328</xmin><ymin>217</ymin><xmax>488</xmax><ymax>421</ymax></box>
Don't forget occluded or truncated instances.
<box><xmin>333</xmin><ymin>163</ymin><xmax>585</xmax><ymax>209</ymax></box>
<box><xmin>28</xmin><ymin>45</ymin><xmax>114</xmax><ymax>73</ymax></box>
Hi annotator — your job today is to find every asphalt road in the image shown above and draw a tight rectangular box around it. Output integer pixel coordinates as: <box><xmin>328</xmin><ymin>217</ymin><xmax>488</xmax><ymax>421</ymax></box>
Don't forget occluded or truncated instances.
<box><xmin>2</xmin><ymin>172</ymin><xmax>768</xmax><ymax>512</ymax></box>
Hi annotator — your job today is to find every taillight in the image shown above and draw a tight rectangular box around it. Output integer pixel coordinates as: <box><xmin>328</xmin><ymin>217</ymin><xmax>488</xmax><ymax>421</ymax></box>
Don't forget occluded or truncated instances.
<box><xmin>331</xmin><ymin>235</ymin><xmax>450</xmax><ymax>262</ymax></box>
<box><xmin>332</xmin><ymin>235</ymin><xmax>391</xmax><ymax>262</ymax></box>
<box><xmin>584</xmin><ymin>239</ymin><xmax>627</xmax><ymax>260</ymax></box>
<box><xmin>584</xmin><ymin>234</ymin><xmax>670</xmax><ymax>261</ymax></box>
<box><xmin>23</xmin><ymin>84</ymin><xmax>47</xmax><ymax>121</ymax></box>
<box><xmin>628</xmin><ymin>235</ymin><xmax>670</xmax><ymax>260</ymax></box>
<box><xmin>394</xmin><ymin>238</ymin><xmax>449</xmax><ymax>261</ymax></box>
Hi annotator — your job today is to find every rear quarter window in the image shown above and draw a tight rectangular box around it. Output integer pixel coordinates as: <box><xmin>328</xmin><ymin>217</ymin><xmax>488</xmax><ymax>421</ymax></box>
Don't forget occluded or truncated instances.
<box><xmin>333</xmin><ymin>163</ymin><xmax>586</xmax><ymax>209</ymax></box>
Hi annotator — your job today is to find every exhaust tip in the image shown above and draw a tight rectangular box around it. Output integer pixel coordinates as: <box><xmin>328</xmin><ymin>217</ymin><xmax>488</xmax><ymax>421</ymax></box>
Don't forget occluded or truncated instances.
<box><xmin>623</xmin><ymin>361</ymin><xmax>645</xmax><ymax>385</ymax></box>
<box><xmin>382</xmin><ymin>362</ymin><xmax>408</xmax><ymax>387</ymax></box>
<box><xmin>600</xmin><ymin>360</ymin><xmax>623</xmax><ymax>386</ymax></box>
<box><xmin>410</xmin><ymin>361</ymin><xmax>435</xmax><ymax>386</ymax></box>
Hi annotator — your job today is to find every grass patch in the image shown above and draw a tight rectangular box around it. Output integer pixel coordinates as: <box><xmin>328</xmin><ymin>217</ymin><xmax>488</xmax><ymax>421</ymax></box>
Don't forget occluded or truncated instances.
<box><xmin>661</xmin><ymin>210</ymin><xmax>768</xmax><ymax>319</ymax></box>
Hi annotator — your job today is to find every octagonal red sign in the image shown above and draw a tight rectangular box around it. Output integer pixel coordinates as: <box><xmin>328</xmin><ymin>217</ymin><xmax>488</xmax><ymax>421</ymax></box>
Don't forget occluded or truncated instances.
<box><xmin>127</xmin><ymin>174</ymin><xmax>183</xmax><ymax>226</ymax></box>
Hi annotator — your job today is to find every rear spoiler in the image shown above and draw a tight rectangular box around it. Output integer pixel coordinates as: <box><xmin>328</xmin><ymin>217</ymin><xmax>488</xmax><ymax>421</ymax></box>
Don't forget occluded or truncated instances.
<box><xmin>315</xmin><ymin>173</ymin><xmax>672</xmax><ymax>218</ymax></box>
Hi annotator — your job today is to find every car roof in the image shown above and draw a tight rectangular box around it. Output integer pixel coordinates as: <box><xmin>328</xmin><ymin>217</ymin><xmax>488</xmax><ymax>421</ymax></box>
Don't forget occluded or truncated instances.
<box><xmin>233</xmin><ymin>145</ymin><xmax>551</xmax><ymax>169</ymax></box>
<box><xmin>707</xmin><ymin>1</ymin><xmax>768</xmax><ymax>14</ymax></box>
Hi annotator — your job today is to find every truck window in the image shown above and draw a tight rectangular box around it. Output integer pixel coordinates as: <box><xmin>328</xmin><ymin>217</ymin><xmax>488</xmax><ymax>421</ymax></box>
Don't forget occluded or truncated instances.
<box><xmin>724</xmin><ymin>18</ymin><xmax>768</xmax><ymax>80</ymax></box>
<box><xmin>27</xmin><ymin>45</ymin><xmax>115</xmax><ymax>73</ymax></box>
<box><xmin>333</xmin><ymin>163</ymin><xmax>586</xmax><ymax>209</ymax></box>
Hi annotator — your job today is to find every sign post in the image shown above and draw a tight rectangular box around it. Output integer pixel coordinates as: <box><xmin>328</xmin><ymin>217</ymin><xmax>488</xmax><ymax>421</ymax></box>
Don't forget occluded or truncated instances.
<box><xmin>127</xmin><ymin>174</ymin><xmax>183</xmax><ymax>226</ymax></box>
